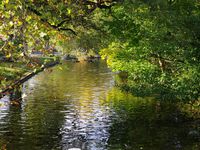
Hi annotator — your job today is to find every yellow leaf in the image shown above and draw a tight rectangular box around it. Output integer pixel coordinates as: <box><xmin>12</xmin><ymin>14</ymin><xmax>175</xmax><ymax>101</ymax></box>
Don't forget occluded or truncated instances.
<box><xmin>19</xmin><ymin>44</ymin><xmax>23</xmax><ymax>48</ymax></box>
<box><xmin>6</xmin><ymin>53</ymin><xmax>11</xmax><ymax>58</ymax></box>
<box><xmin>20</xmin><ymin>53</ymin><xmax>24</xmax><ymax>56</ymax></box>
<box><xmin>18</xmin><ymin>21</ymin><xmax>22</xmax><ymax>26</ymax></box>
<box><xmin>67</xmin><ymin>9</ymin><xmax>71</xmax><ymax>15</ymax></box>
<box><xmin>5</xmin><ymin>0</ymin><xmax>9</xmax><ymax>4</ymax></box>
<box><xmin>58</xmin><ymin>66</ymin><xmax>63</xmax><ymax>70</ymax></box>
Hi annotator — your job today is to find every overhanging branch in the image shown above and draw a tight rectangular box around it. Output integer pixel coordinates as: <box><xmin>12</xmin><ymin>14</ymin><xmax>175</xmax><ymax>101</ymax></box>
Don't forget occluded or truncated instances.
<box><xmin>58</xmin><ymin>28</ymin><xmax>77</xmax><ymax>35</ymax></box>
<box><xmin>26</xmin><ymin>6</ymin><xmax>77</xmax><ymax>35</ymax></box>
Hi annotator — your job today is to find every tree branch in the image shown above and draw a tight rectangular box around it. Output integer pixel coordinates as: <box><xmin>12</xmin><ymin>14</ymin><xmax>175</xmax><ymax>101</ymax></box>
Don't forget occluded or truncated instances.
<box><xmin>26</xmin><ymin>6</ymin><xmax>77</xmax><ymax>35</ymax></box>
<box><xmin>83</xmin><ymin>0</ymin><xmax>120</xmax><ymax>14</ymax></box>
<box><xmin>150</xmin><ymin>53</ymin><xmax>185</xmax><ymax>64</ymax></box>
<box><xmin>58</xmin><ymin>28</ymin><xmax>77</xmax><ymax>35</ymax></box>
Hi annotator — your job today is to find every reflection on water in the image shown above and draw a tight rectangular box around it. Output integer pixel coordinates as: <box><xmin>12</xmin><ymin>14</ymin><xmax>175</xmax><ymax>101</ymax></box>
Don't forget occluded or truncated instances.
<box><xmin>106</xmin><ymin>89</ymin><xmax>200</xmax><ymax>150</ymax></box>
<box><xmin>0</xmin><ymin>61</ymin><xmax>199</xmax><ymax>150</ymax></box>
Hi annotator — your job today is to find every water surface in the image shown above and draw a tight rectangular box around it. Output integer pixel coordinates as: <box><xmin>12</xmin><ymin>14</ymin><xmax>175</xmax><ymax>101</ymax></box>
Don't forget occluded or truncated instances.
<box><xmin>0</xmin><ymin>61</ymin><xmax>199</xmax><ymax>150</ymax></box>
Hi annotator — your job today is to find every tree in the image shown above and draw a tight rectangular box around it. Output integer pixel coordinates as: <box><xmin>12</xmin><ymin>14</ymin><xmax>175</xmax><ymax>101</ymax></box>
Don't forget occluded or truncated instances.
<box><xmin>0</xmin><ymin>0</ymin><xmax>119</xmax><ymax>60</ymax></box>
<box><xmin>100</xmin><ymin>0</ymin><xmax>200</xmax><ymax>101</ymax></box>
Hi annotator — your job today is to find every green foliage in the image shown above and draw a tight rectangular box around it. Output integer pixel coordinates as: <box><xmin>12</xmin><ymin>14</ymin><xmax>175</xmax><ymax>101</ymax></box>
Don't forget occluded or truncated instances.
<box><xmin>1</xmin><ymin>0</ymin><xmax>200</xmax><ymax>101</ymax></box>
<box><xmin>0</xmin><ymin>0</ymin><xmax>116</xmax><ymax>58</ymax></box>
<box><xmin>100</xmin><ymin>0</ymin><xmax>200</xmax><ymax>101</ymax></box>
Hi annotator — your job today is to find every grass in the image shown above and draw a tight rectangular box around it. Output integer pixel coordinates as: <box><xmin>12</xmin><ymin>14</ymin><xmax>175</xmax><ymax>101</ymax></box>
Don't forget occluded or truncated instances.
<box><xmin>0</xmin><ymin>62</ymin><xmax>31</xmax><ymax>91</ymax></box>
<box><xmin>0</xmin><ymin>56</ymin><xmax>59</xmax><ymax>91</ymax></box>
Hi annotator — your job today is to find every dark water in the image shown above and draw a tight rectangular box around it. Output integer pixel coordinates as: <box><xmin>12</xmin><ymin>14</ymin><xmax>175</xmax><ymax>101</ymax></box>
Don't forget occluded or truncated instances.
<box><xmin>0</xmin><ymin>61</ymin><xmax>199</xmax><ymax>150</ymax></box>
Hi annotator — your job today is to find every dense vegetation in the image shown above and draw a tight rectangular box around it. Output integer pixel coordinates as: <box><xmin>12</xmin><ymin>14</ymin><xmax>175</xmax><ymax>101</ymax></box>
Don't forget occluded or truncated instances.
<box><xmin>100</xmin><ymin>0</ymin><xmax>200</xmax><ymax>101</ymax></box>
<box><xmin>1</xmin><ymin>0</ymin><xmax>200</xmax><ymax>102</ymax></box>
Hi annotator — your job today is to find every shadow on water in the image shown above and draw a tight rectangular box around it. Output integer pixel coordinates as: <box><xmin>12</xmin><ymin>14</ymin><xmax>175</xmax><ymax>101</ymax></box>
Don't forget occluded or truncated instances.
<box><xmin>0</xmin><ymin>61</ymin><xmax>199</xmax><ymax>150</ymax></box>
<box><xmin>105</xmin><ymin>88</ymin><xmax>200</xmax><ymax>150</ymax></box>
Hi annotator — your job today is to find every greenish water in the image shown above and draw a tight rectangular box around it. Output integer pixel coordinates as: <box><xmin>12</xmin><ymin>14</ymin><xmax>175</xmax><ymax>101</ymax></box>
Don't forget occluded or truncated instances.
<box><xmin>0</xmin><ymin>61</ymin><xmax>199</xmax><ymax>150</ymax></box>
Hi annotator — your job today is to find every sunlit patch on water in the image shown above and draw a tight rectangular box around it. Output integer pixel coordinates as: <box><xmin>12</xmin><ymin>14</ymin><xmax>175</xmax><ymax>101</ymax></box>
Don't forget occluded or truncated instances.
<box><xmin>0</xmin><ymin>95</ymin><xmax>10</xmax><ymax>115</ymax></box>
<box><xmin>0</xmin><ymin>95</ymin><xmax>10</xmax><ymax>148</ymax></box>
<box><xmin>59</xmin><ymin>98</ymin><xmax>114</xmax><ymax>150</ymax></box>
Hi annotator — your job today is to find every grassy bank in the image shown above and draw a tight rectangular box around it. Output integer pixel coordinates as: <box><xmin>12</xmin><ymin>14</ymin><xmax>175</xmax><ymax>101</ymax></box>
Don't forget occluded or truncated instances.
<box><xmin>0</xmin><ymin>56</ymin><xmax>59</xmax><ymax>92</ymax></box>
<box><xmin>0</xmin><ymin>62</ymin><xmax>31</xmax><ymax>91</ymax></box>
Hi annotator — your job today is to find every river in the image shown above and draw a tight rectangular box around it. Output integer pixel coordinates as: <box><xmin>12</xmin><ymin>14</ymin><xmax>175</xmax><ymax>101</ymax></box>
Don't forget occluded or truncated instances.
<box><xmin>0</xmin><ymin>61</ymin><xmax>199</xmax><ymax>150</ymax></box>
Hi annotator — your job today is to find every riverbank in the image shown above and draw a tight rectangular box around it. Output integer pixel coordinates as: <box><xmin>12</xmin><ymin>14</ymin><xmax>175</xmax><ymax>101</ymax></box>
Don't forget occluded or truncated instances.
<box><xmin>0</xmin><ymin>56</ymin><xmax>59</xmax><ymax>98</ymax></box>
